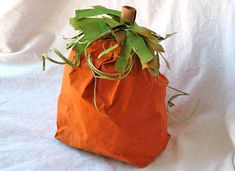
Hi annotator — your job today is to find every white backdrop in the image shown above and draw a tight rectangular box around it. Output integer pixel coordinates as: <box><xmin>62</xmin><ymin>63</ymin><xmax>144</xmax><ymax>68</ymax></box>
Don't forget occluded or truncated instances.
<box><xmin>0</xmin><ymin>0</ymin><xmax>235</xmax><ymax>170</ymax></box>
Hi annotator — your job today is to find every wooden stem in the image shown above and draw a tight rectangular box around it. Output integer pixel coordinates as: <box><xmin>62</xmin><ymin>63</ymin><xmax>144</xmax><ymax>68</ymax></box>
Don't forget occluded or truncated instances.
<box><xmin>121</xmin><ymin>6</ymin><xmax>136</xmax><ymax>24</ymax></box>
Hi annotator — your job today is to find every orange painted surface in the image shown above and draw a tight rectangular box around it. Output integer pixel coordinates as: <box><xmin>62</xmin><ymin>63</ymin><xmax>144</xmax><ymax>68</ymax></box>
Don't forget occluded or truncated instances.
<box><xmin>55</xmin><ymin>39</ymin><xmax>170</xmax><ymax>168</ymax></box>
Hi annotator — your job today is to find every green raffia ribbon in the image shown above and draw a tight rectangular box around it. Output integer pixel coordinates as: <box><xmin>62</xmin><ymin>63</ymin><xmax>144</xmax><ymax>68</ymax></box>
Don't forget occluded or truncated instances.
<box><xmin>167</xmin><ymin>86</ymin><xmax>200</xmax><ymax>124</ymax></box>
<box><xmin>42</xmin><ymin>5</ymin><xmax>198</xmax><ymax>121</ymax></box>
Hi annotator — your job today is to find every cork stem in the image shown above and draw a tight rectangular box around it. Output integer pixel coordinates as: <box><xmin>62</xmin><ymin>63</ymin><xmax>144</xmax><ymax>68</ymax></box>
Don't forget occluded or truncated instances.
<box><xmin>121</xmin><ymin>6</ymin><xmax>136</xmax><ymax>24</ymax></box>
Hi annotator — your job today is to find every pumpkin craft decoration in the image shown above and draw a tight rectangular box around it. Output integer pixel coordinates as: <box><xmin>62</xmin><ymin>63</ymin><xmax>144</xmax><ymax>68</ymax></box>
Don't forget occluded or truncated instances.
<box><xmin>42</xmin><ymin>5</ymin><xmax>194</xmax><ymax>168</ymax></box>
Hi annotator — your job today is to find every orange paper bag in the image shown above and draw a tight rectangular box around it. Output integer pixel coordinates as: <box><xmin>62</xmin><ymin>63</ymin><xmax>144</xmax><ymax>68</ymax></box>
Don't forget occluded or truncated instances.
<box><xmin>55</xmin><ymin>39</ymin><xmax>170</xmax><ymax>167</ymax></box>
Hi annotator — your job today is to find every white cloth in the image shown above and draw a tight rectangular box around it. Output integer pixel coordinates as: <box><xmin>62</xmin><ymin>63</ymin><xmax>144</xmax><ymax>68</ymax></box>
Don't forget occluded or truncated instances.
<box><xmin>0</xmin><ymin>0</ymin><xmax>234</xmax><ymax>170</ymax></box>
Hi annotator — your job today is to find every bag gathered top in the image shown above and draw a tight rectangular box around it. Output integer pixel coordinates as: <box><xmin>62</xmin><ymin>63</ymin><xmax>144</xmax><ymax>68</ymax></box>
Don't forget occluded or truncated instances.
<box><xmin>42</xmin><ymin>5</ymin><xmax>197</xmax><ymax>168</ymax></box>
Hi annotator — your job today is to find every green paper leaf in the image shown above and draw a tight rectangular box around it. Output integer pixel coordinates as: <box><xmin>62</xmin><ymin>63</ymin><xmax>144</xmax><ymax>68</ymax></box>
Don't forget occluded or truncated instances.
<box><xmin>128</xmin><ymin>31</ymin><xmax>154</xmax><ymax>68</ymax></box>
<box><xmin>165</xmin><ymin>32</ymin><xmax>177</xmax><ymax>39</ymax></box>
<box><xmin>129</xmin><ymin>25</ymin><xmax>155</xmax><ymax>39</ymax></box>
<box><xmin>146</xmin><ymin>38</ymin><xmax>165</xmax><ymax>52</ymax></box>
<box><xmin>153</xmin><ymin>34</ymin><xmax>165</xmax><ymax>40</ymax></box>
<box><xmin>130</xmin><ymin>25</ymin><xmax>174</xmax><ymax>44</ymax></box>
<box><xmin>114</xmin><ymin>41</ymin><xmax>132</xmax><ymax>74</ymax></box>
<box><xmin>98</xmin><ymin>43</ymin><xmax>119</xmax><ymax>58</ymax></box>
<box><xmin>70</xmin><ymin>18</ymin><xmax>110</xmax><ymax>33</ymax></box>
<box><xmin>115</xmin><ymin>32</ymin><xmax>133</xmax><ymax>73</ymax></box>
<box><xmin>75</xmin><ymin>5</ymin><xmax>121</xmax><ymax>19</ymax></box>
<box><xmin>146</xmin><ymin>53</ymin><xmax>160</xmax><ymax>76</ymax></box>
<box><xmin>103</xmin><ymin>17</ymin><xmax>123</xmax><ymax>28</ymax></box>
<box><xmin>158</xmin><ymin>32</ymin><xmax>177</xmax><ymax>41</ymax></box>
<box><xmin>130</xmin><ymin>25</ymin><xmax>165</xmax><ymax>52</ymax></box>
<box><xmin>129</xmin><ymin>25</ymin><xmax>164</xmax><ymax>42</ymax></box>
<box><xmin>70</xmin><ymin>18</ymin><xmax>112</xmax><ymax>44</ymax></box>
<box><xmin>113</xmin><ymin>30</ymin><xmax>125</xmax><ymax>43</ymax></box>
